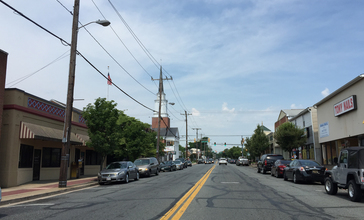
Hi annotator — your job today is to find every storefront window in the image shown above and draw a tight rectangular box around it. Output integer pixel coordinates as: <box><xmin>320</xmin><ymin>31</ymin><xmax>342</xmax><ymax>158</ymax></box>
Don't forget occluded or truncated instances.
<box><xmin>19</xmin><ymin>144</ymin><xmax>34</xmax><ymax>168</ymax></box>
<box><xmin>309</xmin><ymin>146</ymin><xmax>315</xmax><ymax>160</ymax></box>
<box><xmin>42</xmin><ymin>147</ymin><xmax>61</xmax><ymax>167</ymax></box>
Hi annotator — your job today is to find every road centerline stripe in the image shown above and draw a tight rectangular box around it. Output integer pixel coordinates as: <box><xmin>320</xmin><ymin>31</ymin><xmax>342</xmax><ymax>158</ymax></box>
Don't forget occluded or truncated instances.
<box><xmin>160</xmin><ymin>165</ymin><xmax>215</xmax><ymax>220</ymax></box>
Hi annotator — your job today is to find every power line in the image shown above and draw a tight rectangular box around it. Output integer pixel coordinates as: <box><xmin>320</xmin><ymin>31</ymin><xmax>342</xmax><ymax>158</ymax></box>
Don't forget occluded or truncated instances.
<box><xmin>6</xmin><ymin>50</ymin><xmax>69</xmax><ymax>87</ymax></box>
<box><xmin>56</xmin><ymin>0</ymin><xmax>156</xmax><ymax>95</ymax></box>
<box><xmin>91</xmin><ymin>0</ymin><xmax>158</xmax><ymax>89</ymax></box>
<box><xmin>0</xmin><ymin>0</ymin><xmax>156</xmax><ymax>113</ymax></box>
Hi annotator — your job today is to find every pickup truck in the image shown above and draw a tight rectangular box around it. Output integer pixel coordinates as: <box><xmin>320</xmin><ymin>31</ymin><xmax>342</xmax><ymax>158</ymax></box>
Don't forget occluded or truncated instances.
<box><xmin>324</xmin><ymin>147</ymin><xmax>364</xmax><ymax>202</ymax></box>
<box><xmin>236</xmin><ymin>156</ymin><xmax>249</xmax><ymax>166</ymax></box>
<box><xmin>257</xmin><ymin>154</ymin><xmax>284</xmax><ymax>174</ymax></box>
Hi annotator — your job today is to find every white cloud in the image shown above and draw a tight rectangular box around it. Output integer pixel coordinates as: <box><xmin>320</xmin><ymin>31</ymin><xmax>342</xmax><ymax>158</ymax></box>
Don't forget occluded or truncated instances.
<box><xmin>321</xmin><ymin>88</ymin><xmax>330</xmax><ymax>97</ymax></box>
<box><xmin>222</xmin><ymin>102</ymin><xmax>235</xmax><ymax>113</ymax></box>
<box><xmin>191</xmin><ymin>108</ymin><xmax>200</xmax><ymax>116</ymax></box>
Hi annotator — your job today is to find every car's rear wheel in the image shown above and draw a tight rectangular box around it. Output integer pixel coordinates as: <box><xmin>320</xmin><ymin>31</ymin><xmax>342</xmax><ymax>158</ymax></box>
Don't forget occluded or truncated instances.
<box><xmin>262</xmin><ymin>168</ymin><xmax>266</xmax><ymax>174</ymax></box>
<box><xmin>125</xmin><ymin>174</ymin><xmax>129</xmax><ymax>183</ymax></box>
<box><xmin>135</xmin><ymin>172</ymin><xmax>139</xmax><ymax>181</ymax></box>
<box><xmin>275</xmin><ymin>170</ymin><xmax>279</xmax><ymax>178</ymax></box>
<box><xmin>348</xmin><ymin>180</ymin><xmax>362</xmax><ymax>202</ymax></box>
<box><xmin>156</xmin><ymin>168</ymin><xmax>159</xmax><ymax>175</ymax></box>
<box><xmin>271</xmin><ymin>170</ymin><xmax>274</xmax><ymax>176</ymax></box>
<box><xmin>324</xmin><ymin>177</ymin><xmax>337</xmax><ymax>195</ymax></box>
<box><xmin>257</xmin><ymin>168</ymin><xmax>261</xmax><ymax>173</ymax></box>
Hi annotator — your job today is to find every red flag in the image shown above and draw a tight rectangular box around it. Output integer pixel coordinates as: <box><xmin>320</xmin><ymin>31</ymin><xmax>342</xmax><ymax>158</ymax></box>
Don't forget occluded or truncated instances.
<box><xmin>107</xmin><ymin>73</ymin><xmax>112</xmax><ymax>85</ymax></box>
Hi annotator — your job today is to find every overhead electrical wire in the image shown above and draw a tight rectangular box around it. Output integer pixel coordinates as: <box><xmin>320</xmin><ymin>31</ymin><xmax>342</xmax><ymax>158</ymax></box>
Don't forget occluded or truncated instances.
<box><xmin>56</xmin><ymin>0</ymin><xmax>156</xmax><ymax>95</ymax></box>
<box><xmin>0</xmin><ymin>0</ymin><xmax>156</xmax><ymax>113</ymax></box>
<box><xmin>6</xmin><ymin>50</ymin><xmax>69</xmax><ymax>87</ymax></box>
<box><xmin>91</xmin><ymin>0</ymin><xmax>158</xmax><ymax>89</ymax></box>
<box><xmin>108</xmin><ymin>0</ymin><xmax>199</xmax><ymax>129</ymax></box>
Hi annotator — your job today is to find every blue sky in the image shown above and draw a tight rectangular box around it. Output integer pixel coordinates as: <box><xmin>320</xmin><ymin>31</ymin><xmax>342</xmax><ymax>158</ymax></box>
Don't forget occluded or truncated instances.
<box><xmin>1</xmin><ymin>0</ymin><xmax>363</xmax><ymax>153</ymax></box>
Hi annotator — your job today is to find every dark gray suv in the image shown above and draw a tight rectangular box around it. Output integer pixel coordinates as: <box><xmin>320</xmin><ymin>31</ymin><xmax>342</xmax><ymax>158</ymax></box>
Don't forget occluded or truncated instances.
<box><xmin>134</xmin><ymin>157</ymin><xmax>159</xmax><ymax>177</ymax></box>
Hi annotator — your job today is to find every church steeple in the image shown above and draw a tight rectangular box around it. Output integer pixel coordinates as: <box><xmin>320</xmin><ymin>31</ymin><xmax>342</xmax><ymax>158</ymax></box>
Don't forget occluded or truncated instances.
<box><xmin>151</xmin><ymin>66</ymin><xmax>171</xmax><ymax>128</ymax></box>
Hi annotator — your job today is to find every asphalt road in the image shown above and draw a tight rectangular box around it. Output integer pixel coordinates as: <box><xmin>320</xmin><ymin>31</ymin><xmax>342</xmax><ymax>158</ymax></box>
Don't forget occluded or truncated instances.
<box><xmin>1</xmin><ymin>163</ymin><xmax>364</xmax><ymax>220</ymax></box>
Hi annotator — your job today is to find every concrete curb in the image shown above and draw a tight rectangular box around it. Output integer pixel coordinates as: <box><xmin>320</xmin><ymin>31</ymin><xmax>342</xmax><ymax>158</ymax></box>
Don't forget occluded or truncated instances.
<box><xmin>0</xmin><ymin>181</ymin><xmax>98</xmax><ymax>207</ymax></box>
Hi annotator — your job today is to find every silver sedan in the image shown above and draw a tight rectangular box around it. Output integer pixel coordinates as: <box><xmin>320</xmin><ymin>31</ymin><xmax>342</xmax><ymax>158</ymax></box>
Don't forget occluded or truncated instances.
<box><xmin>98</xmin><ymin>161</ymin><xmax>139</xmax><ymax>185</ymax></box>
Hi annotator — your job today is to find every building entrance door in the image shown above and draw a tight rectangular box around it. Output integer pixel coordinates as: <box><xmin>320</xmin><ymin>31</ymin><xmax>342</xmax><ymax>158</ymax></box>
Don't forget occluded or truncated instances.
<box><xmin>33</xmin><ymin>149</ymin><xmax>41</xmax><ymax>180</ymax></box>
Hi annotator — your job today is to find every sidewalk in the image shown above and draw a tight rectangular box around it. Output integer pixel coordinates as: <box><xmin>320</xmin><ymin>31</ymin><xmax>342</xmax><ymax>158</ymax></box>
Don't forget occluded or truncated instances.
<box><xmin>0</xmin><ymin>176</ymin><xmax>98</xmax><ymax>206</ymax></box>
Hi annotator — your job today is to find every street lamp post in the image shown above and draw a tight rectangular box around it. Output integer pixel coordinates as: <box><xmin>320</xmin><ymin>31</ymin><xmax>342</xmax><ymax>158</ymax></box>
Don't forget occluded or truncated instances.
<box><xmin>59</xmin><ymin>0</ymin><xmax>110</xmax><ymax>188</ymax></box>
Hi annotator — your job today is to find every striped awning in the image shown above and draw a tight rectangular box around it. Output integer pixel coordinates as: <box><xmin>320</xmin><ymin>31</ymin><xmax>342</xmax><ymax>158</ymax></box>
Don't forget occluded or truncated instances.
<box><xmin>75</xmin><ymin>133</ymin><xmax>90</xmax><ymax>145</ymax></box>
<box><xmin>20</xmin><ymin>121</ymin><xmax>82</xmax><ymax>145</ymax></box>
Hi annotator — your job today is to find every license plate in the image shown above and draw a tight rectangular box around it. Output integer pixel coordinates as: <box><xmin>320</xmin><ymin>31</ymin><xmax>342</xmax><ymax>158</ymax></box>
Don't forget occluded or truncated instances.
<box><xmin>312</xmin><ymin>170</ymin><xmax>318</xmax><ymax>174</ymax></box>
<box><xmin>107</xmin><ymin>177</ymin><xmax>111</xmax><ymax>181</ymax></box>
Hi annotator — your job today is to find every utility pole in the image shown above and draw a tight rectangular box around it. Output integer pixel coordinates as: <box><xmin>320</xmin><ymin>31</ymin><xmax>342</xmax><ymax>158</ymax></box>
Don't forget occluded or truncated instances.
<box><xmin>59</xmin><ymin>0</ymin><xmax>80</xmax><ymax>188</ymax></box>
<box><xmin>152</xmin><ymin>66</ymin><xmax>172</xmax><ymax>161</ymax></box>
<box><xmin>181</xmin><ymin>111</ymin><xmax>192</xmax><ymax>159</ymax></box>
<box><xmin>192</xmin><ymin>128</ymin><xmax>201</xmax><ymax>159</ymax></box>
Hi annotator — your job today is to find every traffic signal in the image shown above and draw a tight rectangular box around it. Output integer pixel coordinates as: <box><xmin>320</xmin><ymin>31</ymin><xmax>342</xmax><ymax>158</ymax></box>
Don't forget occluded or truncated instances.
<box><xmin>224</xmin><ymin>142</ymin><xmax>226</xmax><ymax>146</ymax></box>
<box><xmin>214</xmin><ymin>142</ymin><xmax>216</xmax><ymax>146</ymax></box>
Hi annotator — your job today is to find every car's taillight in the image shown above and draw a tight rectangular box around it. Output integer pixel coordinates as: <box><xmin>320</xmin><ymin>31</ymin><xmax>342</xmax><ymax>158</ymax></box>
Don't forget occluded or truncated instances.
<box><xmin>264</xmin><ymin>160</ymin><xmax>267</xmax><ymax>166</ymax></box>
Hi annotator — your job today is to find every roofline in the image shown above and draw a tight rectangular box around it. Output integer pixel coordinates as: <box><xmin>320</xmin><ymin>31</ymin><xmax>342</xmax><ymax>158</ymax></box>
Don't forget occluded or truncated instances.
<box><xmin>314</xmin><ymin>74</ymin><xmax>364</xmax><ymax>107</ymax></box>
<box><xmin>289</xmin><ymin>107</ymin><xmax>311</xmax><ymax>121</ymax></box>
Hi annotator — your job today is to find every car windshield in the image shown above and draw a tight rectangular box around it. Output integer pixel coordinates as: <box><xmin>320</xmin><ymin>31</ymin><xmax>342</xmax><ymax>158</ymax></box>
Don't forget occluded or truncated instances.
<box><xmin>106</xmin><ymin>162</ymin><xmax>127</xmax><ymax>169</ymax></box>
<box><xmin>174</xmin><ymin>161</ymin><xmax>182</xmax><ymax>164</ymax></box>
<box><xmin>299</xmin><ymin>160</ymin><xmax>321</xmax><ymax>167</ymax></box>
<box><xmin>165</xmin><ymin>161</ymin><xmax>173</xmax><ymax>165</ymax></box>
<box><xmin>134</xmin><ymin>159</ymin><xmax>150</xmax><ymax>166</ymax></box>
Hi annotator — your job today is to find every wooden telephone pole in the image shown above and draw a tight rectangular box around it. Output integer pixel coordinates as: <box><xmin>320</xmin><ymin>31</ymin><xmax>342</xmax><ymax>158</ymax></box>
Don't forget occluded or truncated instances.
<box><xmin>152</xmin><ymin>66</ymin><xmax>172</xmax><ymax>161</ymax></box>
<box><xmin>181</xmin><ymin>111</ymin><xmax>192</xmax><ymax>158</ymax></box>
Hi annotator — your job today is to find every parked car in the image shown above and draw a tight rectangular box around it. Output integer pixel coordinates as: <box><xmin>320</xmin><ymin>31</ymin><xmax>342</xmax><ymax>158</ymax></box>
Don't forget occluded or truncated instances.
<box><xmin>197</xmin><ymin>159</ymin><xmax>204</xmax><ymax>164</ymax></box>
<box><xmin>236</xmin><ymin>157</ymin><xmax>249</xmax><ymax>166</ymax></box>
<box><xmin>284</xmin><ymin>159</ymin><xmax>326</xmax><ymax>184</ymax></box>
<box><xmin>324</xmin><ymin>147</ymin><xmax>364</xmax><ymax>202</ymax></box>
<box><xmin>175</xmin><ymin>158</ymin><xmax>188</xmax><ymax>168</ymax></box>
<box><xmin>186</xmin><ymin>160</ymin><xmax>192</xmax><ymax>167</ymax></box>
<box><xmin>174</xmin><ymin>160</ymin><xmax>184</xmax><ymax>170</ymax></box>
<box><xmin>160</xmin><ymin>161</ymin><xmax>177</xmax><ymax>172</ymax></box>
<box><xmin>219</xmin><ymin>158</ymin><xmax>228</xmax><ymax>165</ymax></box>
<box><xmin>257</xmin><ymin>154</ymin><xmax>284</xmax><ymax>174</ymax></box>
<box><xmin>98</xmin><ymin>161</ymin><xmax>139</xmax><ymax>185</ymax></box>
<box><xmin>271</xmin><ymin>159</ymin><xmax>291</xmax><ymax>178</ymax></box>
<box><xmin>134</xmin><ymin>157</ymin><xmax>159</xmax><ymax>177</ymax></box>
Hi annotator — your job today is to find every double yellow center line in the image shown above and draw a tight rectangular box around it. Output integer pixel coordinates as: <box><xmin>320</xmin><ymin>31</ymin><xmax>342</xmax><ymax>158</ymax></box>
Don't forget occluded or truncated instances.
<box><xmin>161</xmin><ymin>165</ymin><xmax>215</xmax><ymax>220</ymax></box>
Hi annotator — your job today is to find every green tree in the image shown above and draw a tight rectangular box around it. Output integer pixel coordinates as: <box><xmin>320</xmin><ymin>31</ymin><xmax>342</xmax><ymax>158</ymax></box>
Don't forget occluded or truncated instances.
<box><xmin>251</xmin><ymin>124</ymin><xmax>270</xmax><ymax>157</ymax></box>
<box><xmin>83</xmin><ymin>98</ymin><xmax>120</xmax><ymax>171</ymax></box>
<box><xmin>274</xmin><ymin>122</ymin><xmax>306</xmax><ymax>157</ymax></box>
<box><xmin>179</xmin><ymin>145</ymin><xmax>185</xmax><ymax>158</ymax></box>
<box><xmin>114</xmin><ymin>113</ymin><xmax>159</xmax><ymax>161</ymax></box>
